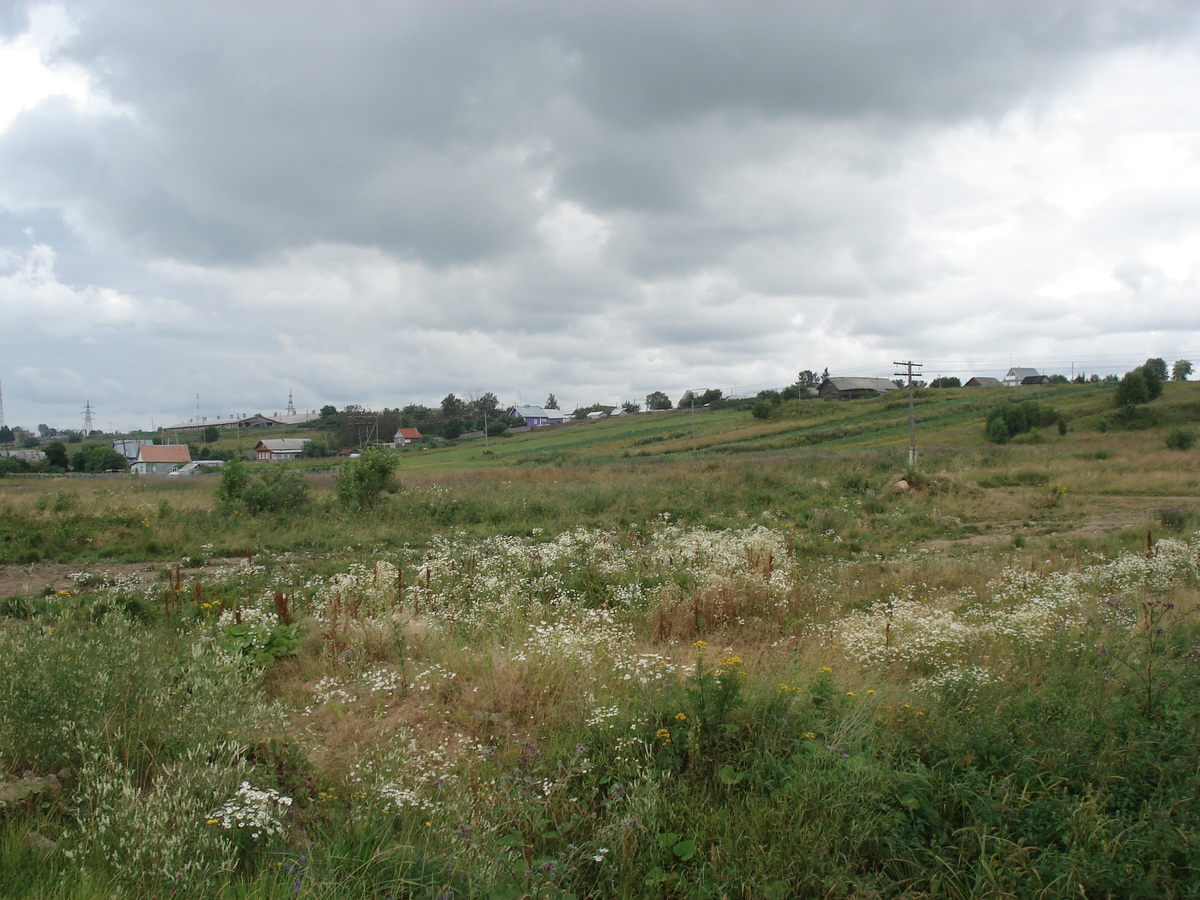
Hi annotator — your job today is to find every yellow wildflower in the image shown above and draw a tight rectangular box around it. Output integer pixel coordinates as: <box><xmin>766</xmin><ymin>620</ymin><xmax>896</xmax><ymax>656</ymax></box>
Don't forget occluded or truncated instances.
<box><xmin>674</xmin><ymin>713</ymin><xmax>688</xmax><ymax>721</ymax></box>
<box><xmin>692</xmin><ymin>640</ymin><xmax>708</xmax><ymax>651</ymax></box>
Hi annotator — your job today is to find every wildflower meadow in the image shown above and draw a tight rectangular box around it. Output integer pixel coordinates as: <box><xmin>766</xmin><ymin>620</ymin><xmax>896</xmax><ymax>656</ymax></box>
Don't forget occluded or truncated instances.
<box><xmin>2</xmin><ymin>406</ymin><xmax>1200</xmax><ymax>898</ymax></box>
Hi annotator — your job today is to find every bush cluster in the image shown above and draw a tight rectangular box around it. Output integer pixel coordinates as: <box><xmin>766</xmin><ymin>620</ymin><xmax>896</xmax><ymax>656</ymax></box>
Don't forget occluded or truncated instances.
<box><xmin>215</xmin><ymin>457</ymin><xmax>310</xmax><ymax>516</ymax></box>
<box><xmin>1115</xmin><ymin>357</ymin><xmax>1167</xmax><ymax>407</ymax></box>
<box><xmin>1166</xmin><ymin>427</ymin><xmax>1197</xmax><ymax>451</ymax></box>
<box><xmin>335</xmin><ymin>447</ymin><xmax>400</xmax><ymax>510</ymax></box>
<box><xmin>70</xmin><ymin>444</ymin><xmax>127</xmax><ymax>473</ymax></box>
<box><xmin>983</xmin><ymin>400</ymin><xmax>1060</xmax><ymax>443</ymax></box>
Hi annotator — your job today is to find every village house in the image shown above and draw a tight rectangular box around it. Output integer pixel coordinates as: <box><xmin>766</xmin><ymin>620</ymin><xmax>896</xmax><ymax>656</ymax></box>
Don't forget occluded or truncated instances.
<box><xmin>1003</xmin><ymin>367</ymin><xmax>1040</xmax><ymax>386</ymax></box>
<box><xmin>132</xmin><ymin>444</ymin><xmax>191</xmax><ymax>475</ymax></box>
<box><xmin>508</xmin><ymin>406</ymin><xmax>567</xmax><ymax>428</ymax></box>
<box><xmin>817</xmin><ymin>377</ymin><xmax>899</xmax><ymax>400</ymax></box>
<box><xmin>254</xmin><ymin>439</ymin><xmax>309</xmax><ymax>461</ymax></box>
<box><xmin>392</xmin><ymin>428</ymin><xmax>423</xmax><ymax>445</ymax></box>
<box><xmin>964</xmin><ymin>376</ymin><xmax>1003</xmax><ymax>388</ymax></box>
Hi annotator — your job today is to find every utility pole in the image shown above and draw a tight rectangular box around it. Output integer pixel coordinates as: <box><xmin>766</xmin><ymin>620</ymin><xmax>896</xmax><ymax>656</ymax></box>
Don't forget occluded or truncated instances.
<box><xmin>687</xmin><ymin>391</ymin><xmax>698</xmax><ymax>452</ymax></box>
<box><xmin>893</xmin><ymin>360</ymin><xmax>922</xmax><ymax>468</ymax></box>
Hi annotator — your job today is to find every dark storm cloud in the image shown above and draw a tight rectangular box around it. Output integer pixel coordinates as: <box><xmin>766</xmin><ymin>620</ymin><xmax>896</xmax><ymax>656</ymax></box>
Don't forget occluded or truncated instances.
<box><xmin>2</xmin><ymin>1</ymin><xmax>1200</xmax><ymax>427</ymax></box>
<box><xmin>3</xmin><ymin>0</ymin><xmax>1188</xmax><ymax>269</ymax></box>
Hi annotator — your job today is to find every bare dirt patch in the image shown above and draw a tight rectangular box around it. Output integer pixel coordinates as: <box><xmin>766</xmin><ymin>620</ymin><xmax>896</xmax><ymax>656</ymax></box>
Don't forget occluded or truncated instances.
<box><xmin>0</xmin><ymin>558</ymin><xmax>249</xmax><ymax>598</ymax></box>
<box><xmin>0</xmin><ymin>562</ymin><xmax>160</xmax><ymax>598</ymax></box>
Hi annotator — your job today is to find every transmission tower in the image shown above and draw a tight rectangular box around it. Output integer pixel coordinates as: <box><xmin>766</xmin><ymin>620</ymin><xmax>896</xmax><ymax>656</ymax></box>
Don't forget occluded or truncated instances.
<box><xmin>82</xmin><ymin>400</ymin><xmax>95</xmax><ymax>437</ymax></box>
<box><xmin>286</xmin><ymin>389</ymin><xmax>297</xmax><ymax>416</ymax></box>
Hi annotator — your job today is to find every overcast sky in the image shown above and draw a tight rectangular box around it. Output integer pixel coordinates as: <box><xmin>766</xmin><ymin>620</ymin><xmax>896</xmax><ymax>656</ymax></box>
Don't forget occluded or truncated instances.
<box><xmin>2</xmin><ymin>1</ymin><xmax>1200</xmax><ymax>431</ymax></box>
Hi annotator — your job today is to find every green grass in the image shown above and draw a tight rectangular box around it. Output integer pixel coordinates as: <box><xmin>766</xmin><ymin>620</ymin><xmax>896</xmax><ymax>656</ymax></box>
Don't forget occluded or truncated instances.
<box><xmin>1</xmin><ymin>381</ymin><xmax>1200</xmax><ymax>897</ymax></box>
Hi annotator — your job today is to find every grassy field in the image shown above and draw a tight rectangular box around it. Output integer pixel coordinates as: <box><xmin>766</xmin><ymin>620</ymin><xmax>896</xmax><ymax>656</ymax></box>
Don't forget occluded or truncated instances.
<box><xmin>2</xmin><ymin>382</ymin><xmax>1199</xmax><ymax>898</ymax></box>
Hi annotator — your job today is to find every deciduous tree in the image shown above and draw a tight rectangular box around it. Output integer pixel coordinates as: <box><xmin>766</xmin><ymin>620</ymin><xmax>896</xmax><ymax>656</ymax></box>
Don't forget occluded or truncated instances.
<box><xmin>645</xmin><ymin>391</ymin><xmax>672</xmax><ymax>410</ymax></box>
<box><xmin>43</xmin><ymin>441</ymin><xmax>69</xmax><ymax>470</ymax></box>
<box><xmin>1115</xmin><ymin>369</ymin><xmax>1150</xmax><ymax>406</ymax></box>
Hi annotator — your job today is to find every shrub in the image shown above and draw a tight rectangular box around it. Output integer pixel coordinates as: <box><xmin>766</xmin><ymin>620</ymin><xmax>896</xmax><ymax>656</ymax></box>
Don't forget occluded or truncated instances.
<box><xmin>215</xmin><ymin>458</ymin><xmax>308</xmax><ymax>516</ymax></box>
<box><xmin>984</xmin><ymin>416</ymin><xmax>1010</xmax><ymax>444</ymax></box>
<box><xmin>1115</xmin><ymin>369</ymin><xmax>1150</xmax><ymax>406</ymax></box>
<box><xmin>984</xmin><ymin>400</ymin><xmax>1058</xmax><ymax>443</ymax></box>
<box><xmin>751</xmin><ymin>401</ymin><xmax>773</xmax><ymax>420</ymax></box>
<box><xmin>1101</xmin><ymin>404</ymin><xmax>1158</xmax><ymax>431</ymax></box>
<box><xmin>70</xmin><ymin>444</ymin><xmax>127</xmax><ymax>473</ymax></box>
<box><xmin>301</xmin><ymin>439</ymin><xmax>328</xmax><ymax>458</ymax></box>
<box><xmin>0</xmin><ymin>457</ymin><xmax>31</xmax><ymax>476</ymax></box>
<box><xmin>336</xmin><ymin>447</ymin><xmax>400</xmax><ymax>510</ymax></box>
<box><xmin>1158</xmin><ymin>506</ymin><xmax>1190</xmax><ymax>529</ymax></box>
<box><xmin>1166</xmin><ymin>427</ymin><xmax>1197</xmax><ymax>451</ymax></box>
<box><xmin>239</xmin><ymin>469</ymin><xmax>310</xmax><ymax>516</ymax></box>
<box><xmin>1115</xmin><ymin>360</ymin><xmax>1166</xmax><ymax>408</ymax></box>
<box><xmin>215</xmin><ymin>457</ymin><xmax>251</xmax><ymax>510</ymax></box>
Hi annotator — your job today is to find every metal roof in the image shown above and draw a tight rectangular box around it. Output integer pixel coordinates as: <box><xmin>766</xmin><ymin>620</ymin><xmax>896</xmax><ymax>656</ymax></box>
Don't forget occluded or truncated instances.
<box><xmin>163</xmin><ymin>412</ymin><xmax>320</xmax><ymax>430</ymax></box>
<box><xmin>821</xmin><ymin>377</ymin><xmax>898</xmax><ymax>392</ymax></box>
<box><xmin>255</xmin><ymin>439</ymin><xmax>309</xmax><ymax>452</ymax></box>
<box><xmin>509</xmin><ymin>406</ymin><xmax>565</xmax><ymax>418</ymax></box>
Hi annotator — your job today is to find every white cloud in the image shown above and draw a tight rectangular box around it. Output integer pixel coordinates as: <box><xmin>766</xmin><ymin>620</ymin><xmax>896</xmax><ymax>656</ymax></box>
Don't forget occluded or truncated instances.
<box><xmin>1</xmin><ymin>2</ymin><xmax>1200</xmax><ymax>427</ymax></box>
<box><xmin>0</xmin><ymin>242</ymin><xmax>184</xmax><ymax>338</ymax></box>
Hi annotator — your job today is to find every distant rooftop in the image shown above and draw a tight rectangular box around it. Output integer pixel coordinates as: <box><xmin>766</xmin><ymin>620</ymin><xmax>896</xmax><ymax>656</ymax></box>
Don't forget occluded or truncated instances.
<box><xmin>163</xmin><ymin>412</ymin><xmax>320</xmax><ymax>431</ymax></box>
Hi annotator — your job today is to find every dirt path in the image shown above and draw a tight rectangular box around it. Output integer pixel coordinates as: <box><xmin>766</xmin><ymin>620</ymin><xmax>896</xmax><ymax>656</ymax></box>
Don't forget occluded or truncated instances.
<box><xmin>0</xmin><ymin>558</ymin><xmax>248</xmax><ymax>599</ymax></box>
<box><xmin>0</xmin><ymin>562</ymin><xmax>161</xmax><ymax>598</ymax></box>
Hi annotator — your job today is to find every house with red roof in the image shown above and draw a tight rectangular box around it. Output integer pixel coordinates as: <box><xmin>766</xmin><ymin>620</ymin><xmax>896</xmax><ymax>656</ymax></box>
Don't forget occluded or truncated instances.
<box><xmin>132</xmin><ymin>444</ymin><xmax>191</xmax><ymax>475</ymax></box>
<box><xmin>392</xmin><ymin>428</ymin><xmax>423</xmax><ymax>445</ymax></box>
